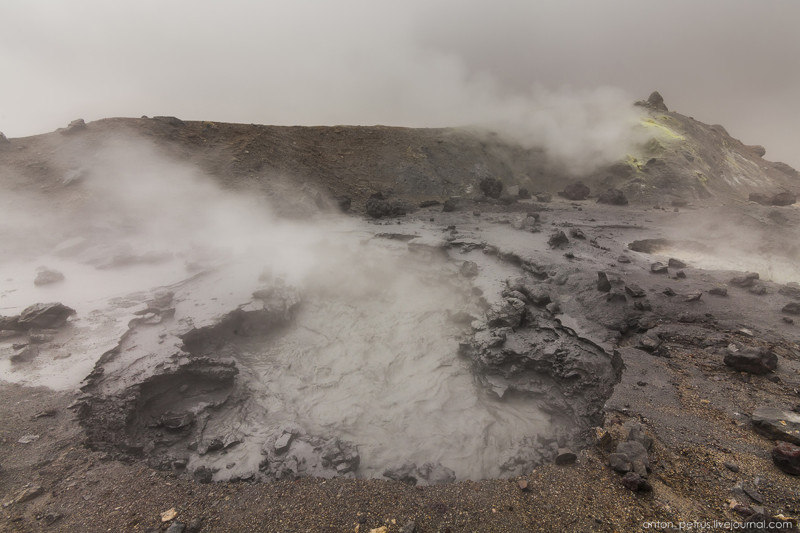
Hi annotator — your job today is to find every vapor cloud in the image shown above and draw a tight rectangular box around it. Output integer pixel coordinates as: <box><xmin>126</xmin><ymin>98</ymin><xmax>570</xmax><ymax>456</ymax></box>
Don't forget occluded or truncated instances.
<box><xmin>1</xmin><ymin>1</ymin><xmax>798</xmax><ymax>167</ymax></box>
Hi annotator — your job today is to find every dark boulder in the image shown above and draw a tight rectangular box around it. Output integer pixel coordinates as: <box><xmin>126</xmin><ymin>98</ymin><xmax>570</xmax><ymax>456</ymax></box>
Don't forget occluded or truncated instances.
<box><xmin>518</xmin><ymin>187</ymin><xmax>531</xmax><ymax>199</ymax></box>
<box><xmin>559</xmin><ymin>182</ymin><xmax>590</xmax><ymax>201</ymax></box>
<box><xmin>365</xmin><ymin>193</ymin><xmax>410</xmax><ymax>218</ymax></box>
<box><xmin>650</xmin><ymin>262</ymin><xmax>668</xmax><ymax>274</ymax></box>
<box><xmin>746</xmin><ymin>145</ymin><xmax>766</xmax><ymax>158</ymax></box>
<box><xmin>597</xmin><ymin>188</ymin><xmax>628</xmax><ymax>206</ymax></box>
<box><xmin>60</xmin><ymin>118</ymin><xmax>87</xmax><ymax>134</ymax></box>
<box><xmin>535</xmin><ymin>193</ymin><xmax>552</xmax><ymax>203</ymax></box>
<box><xmin>752</xmin><ymin>407</ymin><xmax>800</xmax><ymax>445</ymax></box>
<box><xmin>479</xmin><ymin>177</ymin><xmax>503</xmax><ymax>199</ymax></box>
<box><xmin>597</xmin><ymin>272</ymin><xmax>611</xmax><ymax>292</ymax></box>
<box><xmin>442</xmin><ymin>197</ymin><xmax>459</xmax><ymax>212</ymax></box>
<box><xmin>782</xmin><ymin>302</ymin><xmax>800</xmax><ymax>315</ymax></box>
<box><xmin>34</xmin><ymin>269</ymin><xmax>65</xmax><ymax>286</ymax></box>
<box><xmin>778</xmin><ymin>283</ymin><xmax>800</xmax><ymax>299</ymax></box>
<box><xmin>724</xmin><ymin>347</ymin><xmax>778</xmax><ymax>375</ymax></box>
<box><xmin>730</xmin><ymin>272</ymin><xmax>759</xmax><ymax>288</ymax></box>
<box><xmin>15</xmin><ymin>303</ymin><xmax>76</xmax><ymax>330</ymax></box>
<box><xmin>772</xmin><ymin>441</ymin><xmax>800</xmax><ymax>475</ymax></box>
<box><xmin>647</xmin><ymin>91</ymin><xmax>668</xmax><ymax>112</ymax></box>
<box><xmin>336</xmin><ymin>196</ymin><xmax>352</xmax><ymax>213</ymax></box>
<box><xmin>771</xmin><ymin>191</ymin><xmax>797</xmax><ymax>206</ymax></box>
<box><xmin>548</xmin><ymin>231</ymin><xmax>569</xmax><ymax>248</ymax></box>
<box><xmin>621</xmin><ymin>472</ymin><xmax>652</xmax><ymax>492</ymax></box>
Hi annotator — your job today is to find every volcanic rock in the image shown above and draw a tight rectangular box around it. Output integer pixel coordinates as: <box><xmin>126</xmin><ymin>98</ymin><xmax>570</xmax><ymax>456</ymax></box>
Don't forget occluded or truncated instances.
<box><xmin>60</xmin><ymin>118</ymin><xmax>87</xmax><ymax>134</ymax></box>
<box><xmin>597</xmin><ymin>272</ymin><xmax>611</xmax><ymax>292</ymax></box>
<box><xmin>535</xmin><ymin>193</ymin><xmax>552</xmax><ymax>203</ymax></box>
<box><xmin>647</xmin><ymin>91</ymin><xmax>668</xmax><ymax>112</ymax></box>
<box><xmin>518</xmin><ymin>187</ymin><xmax>531</xmax><ymax>199</ymax></box>
<box><xmin>730</xmin><ymin>272</ymin><xmax>759</xmax><ymax>288</ymax></box>
<box><xmin>650</xmin><ymin>262</ymin><xmax>668</xmax><ymax>274</ymax></box>
<box><xmin>749</xmin><ymin>191</ymin><xmax>797</xmax><ymax>206</ymax></box>
<box><xmin>559</xmin><ymin>182</ymin><xmax>590</xmax><ymax>201</ymax></box>
<box><xmin>782</xmin><ymin>302</ymin><xmax>800</xmax><ymax>315</ymax></box>
<box><xmin>417</xmin><ymin>462</ymin><xmax>456</xmax><ymax>485</ymax></box>
<box><xmin>597</xmin><ymin>188</ymin><xmax>628</xmax><ymax>205</ymax></box>
<box><xmin>751</xmin><ymin>407</ymin><xmax>800</xmax><ymax>445</ymax></box>
<box><xmin>709</xmin><ymin>286</ymin><xmax>728</xmax><ymax>297</ymax></box>
<box><xmin>772</xmin><ymin>441</ymin><xmax>800</xmax><ymax>475</ymax></box>
<box><xmin>34</xmin><ymin>268</ymin><xmax>65</xmax><ymax>286</ymax></box>
<box><xmin>442</xmin><ymin>197</ymin><xmax>459</xmax><ymax>212</ymax></box>
<box><xmin>778</xmin><ymin>283</ymin><xmax>800</xmax><ymax>299</ymax></box>
<box><xmin>621</xmin><ymin>472</ymin><xmax>652</xmax><ymax>492</ymax></box>
<box><xmin>548</xmin><ymin>231</ymin><xmax>569</xmax><ymax>248</ymax></box>
<box><xmin>724</xmin><ymin>347</ymin><xmax>777</xmax><ymax>374</ymax></box>
<box><xmin>747</xmin><ymin>145</ymin><xmax>767</xmax><ymax>158</ymax></box>
<box><xmin>479</xmin><ymin>177</ymin><xmax>503</xmax><ymax>199</ymax></box>
<box><xmin>0</xmin><ymin>131</ymin><xmax>9</xmax><ymax>145</ymax></box>
<box><xmin>383</xmin><ymin>462</ymin><xmax>418</xmax><ymax>485</ymax></box>
<box><xmin>624</xmin><ymin>284</ymin><xmax>646</xmax><ymax>298</ymax></box>
<box><xmin>460</xmin><ymin>260</ymin><xmax>479</xmax><ymax>278</ymax></box>
<box><xmin>668</xmin><ymin>258</ymin><xmax>687</xmax><ymax>269</ymax></box>
<box><xmin>365</xmin><ymin>193</ymin><xmax>410</xmax><ymax>218</ymax></box>
<box><xmin>608</xmin><ymin>453</ymin><xmax>631</xmax><ymax>473</ymax></box>
<box><xmin>555</xmin><ymin>448</ymin><xmax>577</xmax><ymax>465</ymax></box>
<box><xmin>615</xmin><ymin>441</ymin><xmax>649</xmax><ymax>471</ymax></box>
<box><xmin>15</xmin><ymin>303</ymin><xmax>76</xmax><ymax>330</ymax></box>
<box><xmin>486</xmin><ymin>298</ymin><xmax>526</xmax><ymax>328</ymax></box>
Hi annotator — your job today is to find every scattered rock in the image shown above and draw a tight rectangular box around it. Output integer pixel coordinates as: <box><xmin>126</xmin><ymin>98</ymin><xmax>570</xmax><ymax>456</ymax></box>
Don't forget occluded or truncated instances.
<box><xmin>10</xmin><ymin>346</ymin><xmax>39</xmax><ymax>364</ymax></box>
<box><xmin>771</xmin><ymin>191</ymin><xmax>797</xmax><ymax>206</ymax></box>
<box><xmin>724</xmin><ymin>462</ymin><xmax>740</xmax><ymax>473</ymax></box>
<box><xmin>442</xmin><ymin>197</ymin><xmax>459</xmax><ymax>212</ymax></box>
<box><xmin>606</xmin><ymin>290</ymin><xmax>627</xmax><ymax>303</ymax></box>
<box><xmin>748</xmin><ymin>284</ymin><xmax>767</xmax><ymax>296</ymax></box>
<box><xmin>383</xmin><ymin>462</ymin><xmax>418</xmax><ymax>485</ymax></box>
<box><xmin>597</xmin><ymin>189</ymin><xmax>628</xmax><ymax>206</ymax></box>
<box><xmin>559</xmin><ymin>182</ymin><xmax>590</xmax><ymax>201</ymax></box>
<box><xmin>14</xmin><ymin>303</ymin><xmax>76</xmax><ymax>330</ymax></box>
<box><xmin>34</xmin><ymin>268</ymin><xmax>65</xmax><ymax>286</ymax></box>
<box><xmin>778</xmin><ymin>283</ymin><xmax>800</xmax><ymax>299</ymax></box>
<box><xmin>782</xmin><ymin>302</ymin><xmax>800</xmax><ymax>315</ymax></box>
<box><xmin>617</xmin><ymin>255</ymin><xmax>631</xmax><ymax>264</ymax></box>
<box><xmin>650</xmin><ymin>262</ymin><xmax>668</xmax><ymax>274</ymax></box>
<box><xmin>709</xmin><ymin>286</ymin><xmax>728</xmax><ymax>297</ymax></box>
<box><xmin>12</xmin><ymin>485</ymin><xmax>44</xmax><ymax>504</ymax></box>
<box><xmin>193</xmin><ymin>466</ymin><xmax>213</xmax><ymax>483</ymax></box>
<box><xmin>609</xmin><ymin>453</ymin><xmax>632</xmax><ymax>473</ymax></box>
<box><xmin>517</xmin><ymin>479</ymin><xmax>529</xmax><ymax>491</ymax></box>
<box><xmin>153</xmin><ymin>116</ymin><xmax>185</xmax><ymax>127</ymax></box>
<box><xmin>166</xmin><ymin>523</ymin><xmax>186</xmax><ymax>533</ymax></box>
<box><xmin>0</xmin><ymin>131</ymin><xmax>9</xmax><ymax>145</ymax></box>
<box><xmin>161</xmin><ymin>508</ymin><xmax>178</xmax><ymax>522</ymax></box>
<box><xmin>624</xmin><ymin>284</ymin><xmax>646</xmax><ymax>298</ymax></box>
<box><xmin>479</xmin><ymin>177</ymin><xmax>503</xmax><ymax>199</ymax></box>
<box><xmin>486</xmin><ymin>298</ymin><xmax>526</xmax><ymax>328</ymax></box>
<box><xmin>518</xmin><ymin>188</ymin><xmax>531</xmax><ymax>199</ymax></box>
<box><xmin>724</xmin><ymin>347</ymin><xmax>777</xmax><ymax>375</ymax></box>
<box><xmin>747</xmin><ymin>145</ymin><xmax>766</xmax><ymax>158</ymax></box>
<box><xmin>730</xmin><ymin>272</ymin><xmax>759</xmax><ymax>288</ymax></box>
<box><xmin>616</xmin><ymin>441</ymin><xmax>650</xmax><ymax>471</ymax></box>
<box><xmin>668</xmin><ymin>258</ymin><xmax>687</xmax><ymax>269</ymax></box>
<box><xmin>772</xmin><ymin>441</ymin><xmax>800</xmax><ymax>475</ymax></box>
<box><xmin>555</xmin><ymin>448</ymin><xmax>577</xmax><ymax>465</ymax></box>
<box><xmin>535</xmin><ymin>193</ymin><xmax>552</xmax><ymax>203</ymax></box>
<box><xmin>684</xmin><ymin>291</ymin><xmax>702</xmax><ymax>302</ymax></box>
<box><xmin>459</xmin><ymin>261</ymin><xmax>479</xmax><ymax>278</ymax></box>
<box><xmin>597</xmin><ymin>272</ymin><xmax>611</xmax><ymax>292</ymax></box>
<box><xmin>60</xmin><ymin>118</ymin><xmax>86</xmax><ymax>134</ymax></box>
<box><xmin>274</xmin><ymin>432</ymin><xmax>293</xmax><ymax>454</ymax></box>
<box><xmin>751</xmin><ymin>407</ymin><xmax>800</xmax><ymax>445</ymax></box>
<box><xmin>548</xmin><ymin>231</ymin><xmax>569</xmax><ymax>248</ymax></box>
<box><xmin>621</xmin><ymin>472</ymin><xmax>652</xmax><ymax>492</ymax></box>
<box><xmin>365</xmin><ymin>193</ymin><xmax>410</xmax><ymax>218</ymax></box>
<box><xmin>400</xmin><ymin>521</ymin><xmax>417</xmax><ymax>533</ymax></box>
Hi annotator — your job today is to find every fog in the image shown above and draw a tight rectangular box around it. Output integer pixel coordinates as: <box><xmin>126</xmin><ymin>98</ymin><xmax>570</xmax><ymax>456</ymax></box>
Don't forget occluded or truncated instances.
<box><xmin>1</xmin><ymin>1</ymin><xmax>798</xmax><ymax>168</ymax></box>
<box><xmin>0</xmin><ymin>136</ymin><xmax>554</xmax><ymax>478</ymax></box>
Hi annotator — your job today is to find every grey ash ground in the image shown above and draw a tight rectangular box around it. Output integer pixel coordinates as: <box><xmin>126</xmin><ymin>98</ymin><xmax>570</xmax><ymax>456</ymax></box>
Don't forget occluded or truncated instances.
<box><xmin>1</xmin><ymin>98</ymin><xmax>800</xmax><ymax>532</ymax></box>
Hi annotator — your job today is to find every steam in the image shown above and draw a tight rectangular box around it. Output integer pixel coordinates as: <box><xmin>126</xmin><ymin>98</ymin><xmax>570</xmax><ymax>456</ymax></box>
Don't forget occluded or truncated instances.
<box><xmin>0</xmin><ymin>136</ymin><xmax>551</xmax><ymax>477</ymax></box>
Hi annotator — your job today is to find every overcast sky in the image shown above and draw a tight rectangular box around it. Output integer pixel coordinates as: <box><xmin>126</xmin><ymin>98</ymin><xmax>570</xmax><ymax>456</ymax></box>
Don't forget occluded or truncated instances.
<box><xmin>1</xmin><ymin>0</ymin><xmax>798</xmax><ymax>168</ymax></box>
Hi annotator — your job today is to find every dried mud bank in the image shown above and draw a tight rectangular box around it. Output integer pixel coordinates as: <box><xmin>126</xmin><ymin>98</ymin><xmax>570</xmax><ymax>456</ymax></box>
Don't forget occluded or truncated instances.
<box><xmin>73</xmin><ymin>216</ymin><xmax>624</xmax><ymax>484</ymax></box>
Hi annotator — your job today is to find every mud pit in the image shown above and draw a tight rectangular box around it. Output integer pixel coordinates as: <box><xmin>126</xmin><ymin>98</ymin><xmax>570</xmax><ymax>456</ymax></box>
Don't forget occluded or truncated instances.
<box><xmin>72</xmin><ymin>221</ymin><xmax>621</xmax><ymax>483</ymax></box>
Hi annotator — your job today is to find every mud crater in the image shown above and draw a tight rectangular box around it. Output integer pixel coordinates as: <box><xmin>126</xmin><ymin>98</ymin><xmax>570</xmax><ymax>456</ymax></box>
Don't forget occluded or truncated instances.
<box><xmin>76</xmin><ymin>232</ymin><xmax>623</xmax><ymax>483</ymax></box>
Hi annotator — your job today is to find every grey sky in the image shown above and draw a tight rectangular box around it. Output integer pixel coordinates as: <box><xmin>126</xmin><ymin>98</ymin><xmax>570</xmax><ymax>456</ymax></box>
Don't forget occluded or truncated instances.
<box><xmin>1</xmin><ymin>0</ymin><xmax>798</xmax><ymax>168</ymax></box>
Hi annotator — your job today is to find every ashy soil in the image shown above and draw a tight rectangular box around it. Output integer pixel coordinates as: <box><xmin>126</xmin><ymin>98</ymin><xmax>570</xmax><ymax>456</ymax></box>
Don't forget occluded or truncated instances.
<box><xmin>0</xmin><ymin>112</ymin><xmax>799</xmax><ymax>532</ymax></box>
